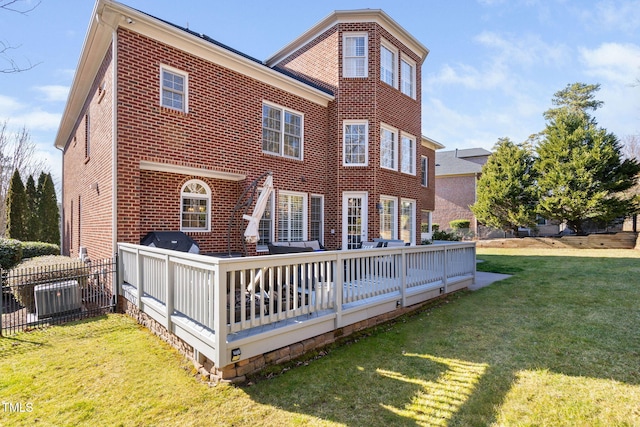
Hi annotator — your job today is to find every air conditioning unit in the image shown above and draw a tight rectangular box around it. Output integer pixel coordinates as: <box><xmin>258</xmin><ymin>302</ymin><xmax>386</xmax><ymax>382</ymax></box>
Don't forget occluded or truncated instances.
<box><xmin>34</xmin><ymin>280</ymin><xmax>82</xmax><ymax>318</ymax></box>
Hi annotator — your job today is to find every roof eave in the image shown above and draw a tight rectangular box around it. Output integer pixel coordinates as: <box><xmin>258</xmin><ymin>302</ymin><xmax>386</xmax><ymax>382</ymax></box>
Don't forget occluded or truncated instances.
<box><xmin>266</xmin><ymin>9</ymin><xmax>429</xmax><ymax>67</ymax></box>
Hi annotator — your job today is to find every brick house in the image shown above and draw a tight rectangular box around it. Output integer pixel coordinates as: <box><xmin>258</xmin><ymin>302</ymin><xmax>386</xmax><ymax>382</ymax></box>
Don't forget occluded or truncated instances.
<box><xmin>433</xmin><ymin>148</ymin><xmax>491</xmax><ymax>234</ymax></box>
<box><xmin>55</xmin><ymin>0</ymin><xmax>435</xmax><ymax>261</ymax></box>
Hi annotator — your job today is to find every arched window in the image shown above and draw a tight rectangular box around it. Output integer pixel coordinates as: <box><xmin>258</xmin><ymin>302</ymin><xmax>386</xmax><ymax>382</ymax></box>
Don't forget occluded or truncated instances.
<box><xmin>180</xmin><ymin>180</ymin><xmax>211</xmax><ymax>232</ymax></box>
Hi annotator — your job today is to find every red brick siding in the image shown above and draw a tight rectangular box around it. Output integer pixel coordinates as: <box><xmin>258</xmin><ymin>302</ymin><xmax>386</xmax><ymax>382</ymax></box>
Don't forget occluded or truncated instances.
<box><xmin>434</xmin><ymin>175</ymin><xmax>478</xmax><ymax>231</ymax></box>
<box><xmin>115</xmin><ymin>28</ymin><xmax>331</xmax><ymax>250</ymax></box>
<box><xmin>62</xmin><ymin>46</ymin><xmax>114</xmax><ymax>261</ymax></box>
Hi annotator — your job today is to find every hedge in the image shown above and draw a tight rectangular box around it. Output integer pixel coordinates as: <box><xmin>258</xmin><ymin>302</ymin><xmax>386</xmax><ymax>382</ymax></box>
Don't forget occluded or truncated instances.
<box><xmin>449</xmin><ymin>219</ymin><xmax>471</xmax><ymax>230</ymax></box>
<box><xmin>21</xmin><ymin>242</ymin><xmax>61</xmax><ymax>259</ymax></box>
<box><xmin>0</xmin><ymin>238</ymin><xmax>23</xmax><ymax>270</ymax></box>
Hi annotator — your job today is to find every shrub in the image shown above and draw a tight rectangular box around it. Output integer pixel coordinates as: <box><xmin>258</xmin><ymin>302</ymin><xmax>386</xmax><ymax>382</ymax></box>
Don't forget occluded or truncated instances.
<box><xmin>0</xmin><ymin>238</ymin><xmax>23</xmax><ymax>270</ymax></box>
<box><xmin>21</xmin><ymin>242</ymin><xmax>61</xmax><ymax>259</ymax></box>
<box><xmin>8</xmin><ymin>256</ymin><xmax>89</xmax><ymax>313</ymax></box>
<box><xmin>450</xmin><ymin>219</ymin><xmax>471</xmax><ymax>230</ymax></box>
<box><xmin>432</xmin><ymin>230</ymin><xmax>461</xmax><ymax>241</ymax></box>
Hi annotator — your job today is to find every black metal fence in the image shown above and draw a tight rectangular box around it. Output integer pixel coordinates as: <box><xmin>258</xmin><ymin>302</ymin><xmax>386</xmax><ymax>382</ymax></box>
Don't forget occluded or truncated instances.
<box><xmin>1</xmin><ymin>257</ymin><xmax>117</xmax><ymax>335</ymax></box>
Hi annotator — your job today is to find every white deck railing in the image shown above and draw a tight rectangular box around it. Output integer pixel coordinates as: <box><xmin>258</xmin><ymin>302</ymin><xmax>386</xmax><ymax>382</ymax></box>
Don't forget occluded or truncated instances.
<box><xmin>118</xmin><ymin>242</ymin><xmax>476</xmax><ymax>368</ymax></box>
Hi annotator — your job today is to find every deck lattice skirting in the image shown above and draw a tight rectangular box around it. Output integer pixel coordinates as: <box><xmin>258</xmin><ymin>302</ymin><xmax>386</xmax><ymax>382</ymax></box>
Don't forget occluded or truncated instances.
<box><xmin>117</xmin><ymin>242</ymin><xmax>476</xmax><ymax>382</ymax></box>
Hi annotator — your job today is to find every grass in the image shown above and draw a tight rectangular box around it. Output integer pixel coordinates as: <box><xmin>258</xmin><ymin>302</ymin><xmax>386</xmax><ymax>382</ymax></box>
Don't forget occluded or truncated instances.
<box><xmin>1</xmin><ymin>248</ymin><xmax>639</xmax><ymax>426</ymax></box>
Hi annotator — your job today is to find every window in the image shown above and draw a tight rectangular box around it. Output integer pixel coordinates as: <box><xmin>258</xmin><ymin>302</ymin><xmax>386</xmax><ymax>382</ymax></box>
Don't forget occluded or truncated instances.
<box><xmin>401</xmin><ymin>57</ymin><xmax>415</xmax><ymax>98</ymax></box>
<box><xmin>181</xmin><ymin>180</ymin><xmax>210</xmax><ymax>232</ymax></box>
<box><xmin>380</xmin><ymin>41</ymin><xmax>396</xmax><ymax>87</ymax></box>
<box><xmin>421</xmin><ymin>156</ymin><xmax>428</xmax><ymax>187</ymax></box>
<box><xmin>257</xmin><ymin>191</ymin><xmax>274</xmax><ymax>250</ymax></box>
<box><xmin>310</xmin><ymin>195</ymin><xmax>324</xmax><ymax>244</ymax></box>
<box><xmin>379</xmin><ymin>196</ymin><xmax>397</xmax><ymax>240</ymax></box>
<box><xmin>343</xmin><ymin>33</ymin><xmax>367</xmax><ymax>78</ymax></box>
<box><xmin>161</xmin><ymin>65</ymin><xmax>188</xmax><ymax>112</ymax></box>
<box><xmin>380</xmin><ymin>125</ymin><xmax>397</xmax><ymax>170</ymax></box>
<box><xmin>343</xmin><ymin>121</ymin><xmax>368</xmax><ymax>166</ymax></box>
<box><xmin>401</xmin><ymin>134</ymin><xmax>416</xmax><ymax>175</ymax></box>
<box><xmin>262</xmin><ymin>103</ymin><xmax>303</xmax><ymax>159</ymax></box>
<box><xmin>278</xmin><ymin>192</ymin><xmax>307</xmax><ymax>242</ymax></box>
<box><xmin>400</xmin><ymin>199</ymin><xmax>416</xmax><ymax>245</ymax></box>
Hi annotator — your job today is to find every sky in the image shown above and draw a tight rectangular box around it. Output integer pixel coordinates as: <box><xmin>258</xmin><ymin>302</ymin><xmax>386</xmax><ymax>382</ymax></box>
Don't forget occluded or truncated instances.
<box><xmin>0</xmin><ymin>0</ymin><xmax>639</xmax><ymax>188</ymax></box>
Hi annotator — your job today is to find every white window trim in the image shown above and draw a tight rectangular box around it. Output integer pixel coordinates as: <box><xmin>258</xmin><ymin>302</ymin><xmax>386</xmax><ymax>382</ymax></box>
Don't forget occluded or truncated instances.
<box><xmin>180</xmin><ymin>179</ymin><xmax>210</xmax><ymax>232</ymax></box>
<box><xmin>160</xmin><ymin>64</ymin><xmax>189</xmax><ymax>113</ymax></box>
<box><xmin>380</xmin><ymin>123</ymin><xmax>398</xmax><ymax>171</ymax></box>
<box><xmin>421</xmin><ymin>156</ymin><xmax>428</xmax><ymax>187</ymax></box>
<box><xmin>277</xmin><ymin>190</ymin><xmax>308</xmax><ymax>242</ymax></box>
<box><xmin>310</xmin><ymin>194</ymin><xmax>324</xmax><ymax>244</ymax></box>
<box><xmin>400</xmin><ymin>198</ymin><xmax>416</xmax><ymax>245</ymax></box>
<box><xmin>343</xmin><ymin>32</ymin><xmax>368</xmax><ymax>78</ymax></box>
<box><xmin>400</xmin><ymin>55</ymin><xmax>416</xmax><ymax>99</ymax></box>
<box><xmin>262</xmin><ymin>101</ymin><xmax>304</xmax><ymax>160</ymax></box>
<box><xmin>343</xmin><ymin>120</ymin><xmax>369</xmax><ymax>166</ymax></box>
<box><xmin>401</xmin><ymin>133</ymin><xmax>416</xmax><ymax>175</ymax></box>
<box><xmin>380</xmin><ymin>39</ymin><xmax>398</xmax><ymax>88</ymax></box>
<box><xmin>379</xmin><ymin>195</ymin><xmax>398</xmax><ymax>240</ymax></box>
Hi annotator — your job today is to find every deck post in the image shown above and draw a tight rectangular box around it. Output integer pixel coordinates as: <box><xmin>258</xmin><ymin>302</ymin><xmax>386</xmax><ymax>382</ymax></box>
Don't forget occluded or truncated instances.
<box><xmin>333</xmin><ymin>256</ymin><xmax>343</xmax><ymax>329</ymax></box>
<box><xmin>213</xmin><ymin>261</ymin><xmax>229</xmax><ymax>368</ymax></box>
<box><xmin>136</xmin><ymin>247</ymin><xmax>143</xmax><ymax>310</ymax></box>
<box><xmin>164</xmin><ymin>254</ymin><xmax>174</xmax><ymax>331</ymax></box>
<box><xmin>399</xmin><ymin>249</ymin><xmax>407</xmax><ymax>307</ymax></box>
<box><xmin>443</xmin><ymin>246</ymin><xmax>448</xmax><ymax>293</ymax></box>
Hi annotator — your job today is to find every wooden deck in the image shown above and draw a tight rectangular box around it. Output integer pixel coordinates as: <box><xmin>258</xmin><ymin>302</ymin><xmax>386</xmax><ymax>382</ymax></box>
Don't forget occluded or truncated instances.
<box><xmin>117</xmin><ymin>242</ymin><xmax>476</xmax><ymax>379</ymax></box>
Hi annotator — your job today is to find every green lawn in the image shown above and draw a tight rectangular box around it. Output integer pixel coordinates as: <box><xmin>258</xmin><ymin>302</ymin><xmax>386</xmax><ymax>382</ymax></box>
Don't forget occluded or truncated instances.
<box><xmin>1</xmin><ymin>248</ymin><xmax>639</xmax><ymax>426</ymax></box>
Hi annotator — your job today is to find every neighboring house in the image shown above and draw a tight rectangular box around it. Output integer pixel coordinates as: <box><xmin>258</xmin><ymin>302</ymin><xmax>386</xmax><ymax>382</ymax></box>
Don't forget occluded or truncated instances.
<box><xmin>55</xmin><ymin>0</ymin><xmax>435</xmax><ymax>261</ymax></box>
<box><xmin>433</xmin><ymin>148</ymin><xmax>491</xmax><ymax>234</ymax></box>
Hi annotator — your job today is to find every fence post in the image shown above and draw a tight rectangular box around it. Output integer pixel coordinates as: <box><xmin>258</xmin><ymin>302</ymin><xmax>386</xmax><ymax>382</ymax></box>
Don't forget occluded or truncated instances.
<box><xmin>113</xmin><ymin>252</ymin><xmax>119</xmax><ymax>312</ymax></box>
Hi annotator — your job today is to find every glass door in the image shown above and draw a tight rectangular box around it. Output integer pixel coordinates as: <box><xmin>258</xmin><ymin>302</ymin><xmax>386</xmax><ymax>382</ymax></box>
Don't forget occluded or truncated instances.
<box><xmin>342</xmin><ymin>192</ymin><xmax>368</xmax><ymax>249</ymax></box>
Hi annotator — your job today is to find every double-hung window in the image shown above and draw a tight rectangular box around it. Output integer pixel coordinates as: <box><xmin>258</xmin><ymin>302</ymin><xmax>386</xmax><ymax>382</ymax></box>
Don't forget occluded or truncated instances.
<box><xmin>421</xmin><ymin>156</ymin><xmax>428</xmax><ymax>187</ymax></box>
<box><xmin>401</xmin><ymin>134</ymin><xmax>416</xmax><ymax>175</ymax></box>
<box><xmin>343</xmin><ymin>121</ymin><xmax>368</xmax><ymax>166</ymax></box>
<box><xmin>400</xmin><ymin>57</ymin><xmax>415</xmax><ymax>99</ymax></box>
<box><xmin>380</xmin><ymin>124</ymin><xmax>397</xmax><ymax>170</ymax></box>
<box><xmin>343</xmin><ymin>33</ymin><xmax>367</xmax><ymax>78</ymax></box>
<box><xmin>161</xmin><ymin>65</ymin><xmax>188</xmax><ymax>112</ymax></box>
<box><xmin>181</xmin><ymin>180</ymin><xmax>210</xmax><ymax>232</ymax></box>
<box><xmin>380</xmin><ymin>40</ymin><xmax>397</xmax><ymax>87</ymax></box>
<box><xmin>278</xmin><ymin>192</ymin><xmax>307</xmax><ymax>242</ymax></box>
<box><xmin>262</xmin><ymin>102</ymin><xmax>303</xmax><ymax>160</ymax></box>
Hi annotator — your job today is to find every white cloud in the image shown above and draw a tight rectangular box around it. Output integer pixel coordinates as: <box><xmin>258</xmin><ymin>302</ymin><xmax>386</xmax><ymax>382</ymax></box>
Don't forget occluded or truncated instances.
<box><xmin>33</xmin><ymin>85</ymin><xmax>69</xmax><ymax>102</ymax></box>
<box><xmin>580</xmin><ymin>42</ymin><xmax>640</xmax><ymax>85</ymax></box>
<box><xmin>593</xmin><ymin>0</ymin><xmax>640</xmax><ymax>33</ymax></box>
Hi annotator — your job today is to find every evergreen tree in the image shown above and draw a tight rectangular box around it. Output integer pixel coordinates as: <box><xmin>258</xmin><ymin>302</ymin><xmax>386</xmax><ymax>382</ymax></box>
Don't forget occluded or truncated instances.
<box><xmin>471</xmin><ymin>138</ymin><xmax>538</xmax><ymax>234</ymax></box>
<box><xmin>6</xmin><ymin>169</ymin><xmax>26</xmax><ymax>240</ymax></box>
<box><xmin>24</xmin><ymin>174</ymin><xmax>39</xmax><ymax>241</ymax></box>
<box><xmin>37</xmin><ymin>173</ymin><xmax>60</xmax><ymax>245</ymax></box>
<box><xmin>536</xmin><ymin>84</ymin><xmax>640</xmax><ymax>234</ymax></box>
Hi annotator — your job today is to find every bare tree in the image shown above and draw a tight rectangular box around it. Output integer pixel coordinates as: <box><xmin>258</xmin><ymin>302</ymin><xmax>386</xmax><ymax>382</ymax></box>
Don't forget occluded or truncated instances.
<box><xmin>621</xmin><ymin>134</ymin><xmax>640</xmax><ymax>161</ymax></box>
<box><xmin>1</xmin><ymin>0</ymin><xmax>41</xmax><ymax>73</ymax></box>
<box><xmin>0</xmin><ymin>120</ymin><xmax>49</xmax><ymax>235</ymax></box>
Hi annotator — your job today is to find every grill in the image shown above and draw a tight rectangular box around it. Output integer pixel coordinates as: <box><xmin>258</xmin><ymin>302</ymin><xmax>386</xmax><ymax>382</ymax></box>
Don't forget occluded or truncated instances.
<box><xmin>140</xmin><ymin>231</ymin><xmax>200</xmax><ymax>254</ymax></box>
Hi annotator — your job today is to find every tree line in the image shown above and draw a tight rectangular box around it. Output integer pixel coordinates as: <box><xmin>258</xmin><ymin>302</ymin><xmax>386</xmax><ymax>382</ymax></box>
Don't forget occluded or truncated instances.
<box><xmin>5</xmin><ymin>169</ymin><xmax>59</xmax><ymax>245</ymax></box>
<box><xmin>471</xmin><ymin>82</ymin><xmax>640</xmax><ymax>236</ymax></box>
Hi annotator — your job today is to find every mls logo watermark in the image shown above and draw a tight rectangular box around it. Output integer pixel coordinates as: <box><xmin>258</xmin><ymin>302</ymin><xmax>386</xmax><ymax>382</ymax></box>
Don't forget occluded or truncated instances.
<box><xmin>2</xmin><ymin>401</ymin><xmax>34</xmax><ymax>413</ymax></box>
